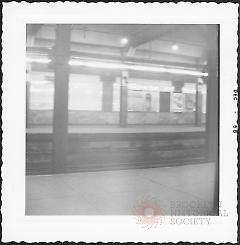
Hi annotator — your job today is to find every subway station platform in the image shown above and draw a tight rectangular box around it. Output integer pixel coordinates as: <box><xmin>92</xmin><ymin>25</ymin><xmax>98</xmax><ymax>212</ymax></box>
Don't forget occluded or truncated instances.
<box><xmin>27</xmin><ymin>124</ymin><xmax>205</xmax><ymax>134</ymax></box>
<box><xmin>26</xmin><ymin>162</ymin><xmax>215</xmax><ymax>215</ymax></box>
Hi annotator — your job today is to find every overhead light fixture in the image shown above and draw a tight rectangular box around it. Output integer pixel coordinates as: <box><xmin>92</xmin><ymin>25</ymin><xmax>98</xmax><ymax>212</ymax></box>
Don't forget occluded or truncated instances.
<box><xmin>69</xmin><ymin>60</ymin><xmax>126</xmax><ymax>69</ymax></box>
<box><xmin>26</xmin><ymin>57</ymin><xmax>51</xmax><ymax>64</ymax></box>
<box><xmin>27</xmin><ymin>56</ymin><xmax>208</xmax><ymax>77</ymax></box>
<box><xmin>120</xmin><ymin>37</ymin><xmax>128</xmax><ymax>45</ymax></box>
<box><xmin>69</xmin><ymin>59</ymin><xmax>208</xmax><ymax>77</ymax></box>
<box><xmin>171</xmin><ymin>44</ymin><xmax>179</xmax><ymax>51</ymax></box>
<box><xmin>30</xmin><ymin>80</ymin><xmax>52</xmax><ymax>85</ymax></box>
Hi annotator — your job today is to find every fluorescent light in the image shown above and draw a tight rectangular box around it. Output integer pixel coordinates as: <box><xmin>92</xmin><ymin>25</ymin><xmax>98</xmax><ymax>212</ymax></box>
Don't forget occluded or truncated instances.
<box><xmin>26</xmin><ymin>57</ymin><xmax>51</xmax><ymax>64</ymax></box>
<box><xmin>69</xmin><ymin>60</ymin><xmax>127</xmax><ymax>70</ymax></box>
<box><xmin>69</xmin><ymin>59</ymin><xmax>208</xmax><ymax>77</ymax></box>
<box><xmin>27</xmin><ymin>56</ymin><xmax>208</xmax><ymax>77</ymax></box>
<box><xmin>30</xmin><ymin>80</ymin><xmax>52</xmax><ymax>85</ymax></box>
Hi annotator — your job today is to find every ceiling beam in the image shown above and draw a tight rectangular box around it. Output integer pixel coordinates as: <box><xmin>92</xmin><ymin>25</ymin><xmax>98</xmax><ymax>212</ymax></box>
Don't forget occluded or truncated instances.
<box><xmin>34</xmin><ymin>37</ymin><xmax>202</xmax><ymax>59</ymax></box>
<box><xmin>124</xmin><ymin>25</ymin><xmax>185</xmax><ymax>49</ymax></box>
<box><xmin>122</xmin><ymin>24</ymin><xmax>208</xmax><ymax>60</ymax></box>
<box><xmin>26</xmin><ymin>24</ymin><xmax>43</xmax><ymax>36</ymax></box>
<box><xmin>27</xmin><ymin>46</ymin><xmax>204</xmax><ymax>70</ymax></box>
<box><xmin>125</xmin><ymin>46</ymin><xmax>136</xmax><ymax>57</ymax></box>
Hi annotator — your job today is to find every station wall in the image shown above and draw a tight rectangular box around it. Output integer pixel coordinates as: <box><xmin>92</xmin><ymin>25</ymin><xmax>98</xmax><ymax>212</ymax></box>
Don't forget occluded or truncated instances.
<box><xmin>29</xmin><ymin>110</ymin><xmax>206</xmax><ymax>125</ymax></box>
<box><xmin>27</xmin><ymin>72</ymin><xmax>206</xmax><ymax>126</ymax></box>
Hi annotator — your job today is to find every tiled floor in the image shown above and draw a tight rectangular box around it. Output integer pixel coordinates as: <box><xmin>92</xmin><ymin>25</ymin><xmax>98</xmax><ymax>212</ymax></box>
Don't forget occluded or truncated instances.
<box><xmin>26</xmin><ymin>162</ymin><xmax>216</xmax><ymax>215</ymax></box>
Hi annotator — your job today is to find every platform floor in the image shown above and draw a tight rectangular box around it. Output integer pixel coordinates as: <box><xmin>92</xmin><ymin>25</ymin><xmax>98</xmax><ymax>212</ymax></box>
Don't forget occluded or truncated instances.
<box><xmin>27</xmin><ymin>124</ymin><xmax>205</xmax><ymax>134</ymax></box>
<box><xmin>26</xmin><ymin>162</ymin><xmax>215</xmax><ymax>215</ymax></box>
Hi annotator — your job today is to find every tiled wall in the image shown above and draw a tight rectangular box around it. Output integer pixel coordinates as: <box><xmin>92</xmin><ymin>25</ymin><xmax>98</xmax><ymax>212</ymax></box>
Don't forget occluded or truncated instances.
<box><xmin>29</xmin><ymin>110</ymin><xmax>206</xmax><ymax>125</ymax></box>
<box><xmin>128</xmin><ymin>112</ymin><xmax>195</xmax><ymax>125</ymax></box>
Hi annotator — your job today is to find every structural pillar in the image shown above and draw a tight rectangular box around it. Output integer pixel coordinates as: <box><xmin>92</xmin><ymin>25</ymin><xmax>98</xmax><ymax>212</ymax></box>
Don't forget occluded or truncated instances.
<box><xmin>205</xmin><ymin>25</ymin><xmax>219</xmax><ymax>215</ymax></box>
<box><xmin>195</xmin><ymin>81</ymin><xmax>203</xmax><ymax>126</ymax></box>
<box><xmin>26</xmin><ymin>66</ymin><xmax>31</xmax><ymax>128</ymax></box>
<box><xmin>119</xmin><ymin>71</ymin><xmax>128</xmax><ymax>127</ymax></box>
<box><xmin>26</xmin><ymin>35</ymin><xmax>34</xmax><ymax>129</ymax></box>
<box><xmin>101</xmin><ymin>75</ymin><xmax>114</xmax><ymax>112</ymax></box>
<box><xmin>52</xmin><ymin>25</ymin><xmax>71</xmax><ymax>173</ymax></box>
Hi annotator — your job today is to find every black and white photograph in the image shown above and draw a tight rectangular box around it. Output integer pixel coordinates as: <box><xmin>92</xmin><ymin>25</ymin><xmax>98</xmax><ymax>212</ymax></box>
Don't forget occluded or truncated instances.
<box><xmin>2</xmin><ymin>2</ymin><xmax>238</xmax><ymax>243</ymax></box>
<box><xmin>25</xmin><ymin>23</ymin><xmax>219</xmax><ymax>216</ymax></box>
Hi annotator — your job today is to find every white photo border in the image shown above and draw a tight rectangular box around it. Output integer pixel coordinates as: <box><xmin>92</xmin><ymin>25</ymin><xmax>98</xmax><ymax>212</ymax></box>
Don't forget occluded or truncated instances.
<box><xmin>2</xmin><ymin>2</ymin><xmax>238</xmax><ymax>243</ymax></box>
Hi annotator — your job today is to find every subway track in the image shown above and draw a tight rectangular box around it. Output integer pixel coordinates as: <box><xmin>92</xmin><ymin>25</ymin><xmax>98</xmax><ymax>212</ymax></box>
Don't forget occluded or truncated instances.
<box><xmin>26</xmin><ymin>126</ymin><xmax>206</xmax><ymax>175</ymax></box>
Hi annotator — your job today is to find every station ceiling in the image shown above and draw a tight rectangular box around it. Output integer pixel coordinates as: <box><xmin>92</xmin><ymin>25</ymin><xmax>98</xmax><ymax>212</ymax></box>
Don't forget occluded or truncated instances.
<box><xmin>27</xmin><ymin>24</ymin><xmax>208</xmax><ymax>57</ymax></box>
<box><xmin>27</xmin><ymin>24</ymin><xmax>214</xmax><ymax>81</ymax></box>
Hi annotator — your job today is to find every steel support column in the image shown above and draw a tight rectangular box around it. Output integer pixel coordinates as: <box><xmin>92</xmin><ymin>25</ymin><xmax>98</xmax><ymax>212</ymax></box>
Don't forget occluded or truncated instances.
<box><xmin>26</xmin><ymin>63</ymin><xmax>31</xmax><ymax>128</ymax></box>
<box><xmin>195</xmin><ymin>81</ymin><xmax>202</xmax><ymax>126</ymax></box>
<box><xmin>205</xmin><ymin>25</ymin><xmax>219</xmax><ymax>215</ymax></box>
<box><xmin>26</xmin><ymin>81</ymin><xmax>30</xmax><ymax>128</ymax></box>
<box><xmin>52</xmin><ymin>25</ymin><xmax>71</xmax><ymax>173</ymax></box>
<box><xmin>119</xmin><ymin>71</ymin><xmax>128</xmax><ymax>127</ymax></box>
<box><xmin>26</xmin><ymin>35</ymin><xmax>34</xmax><ymax>129</ymax></box>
